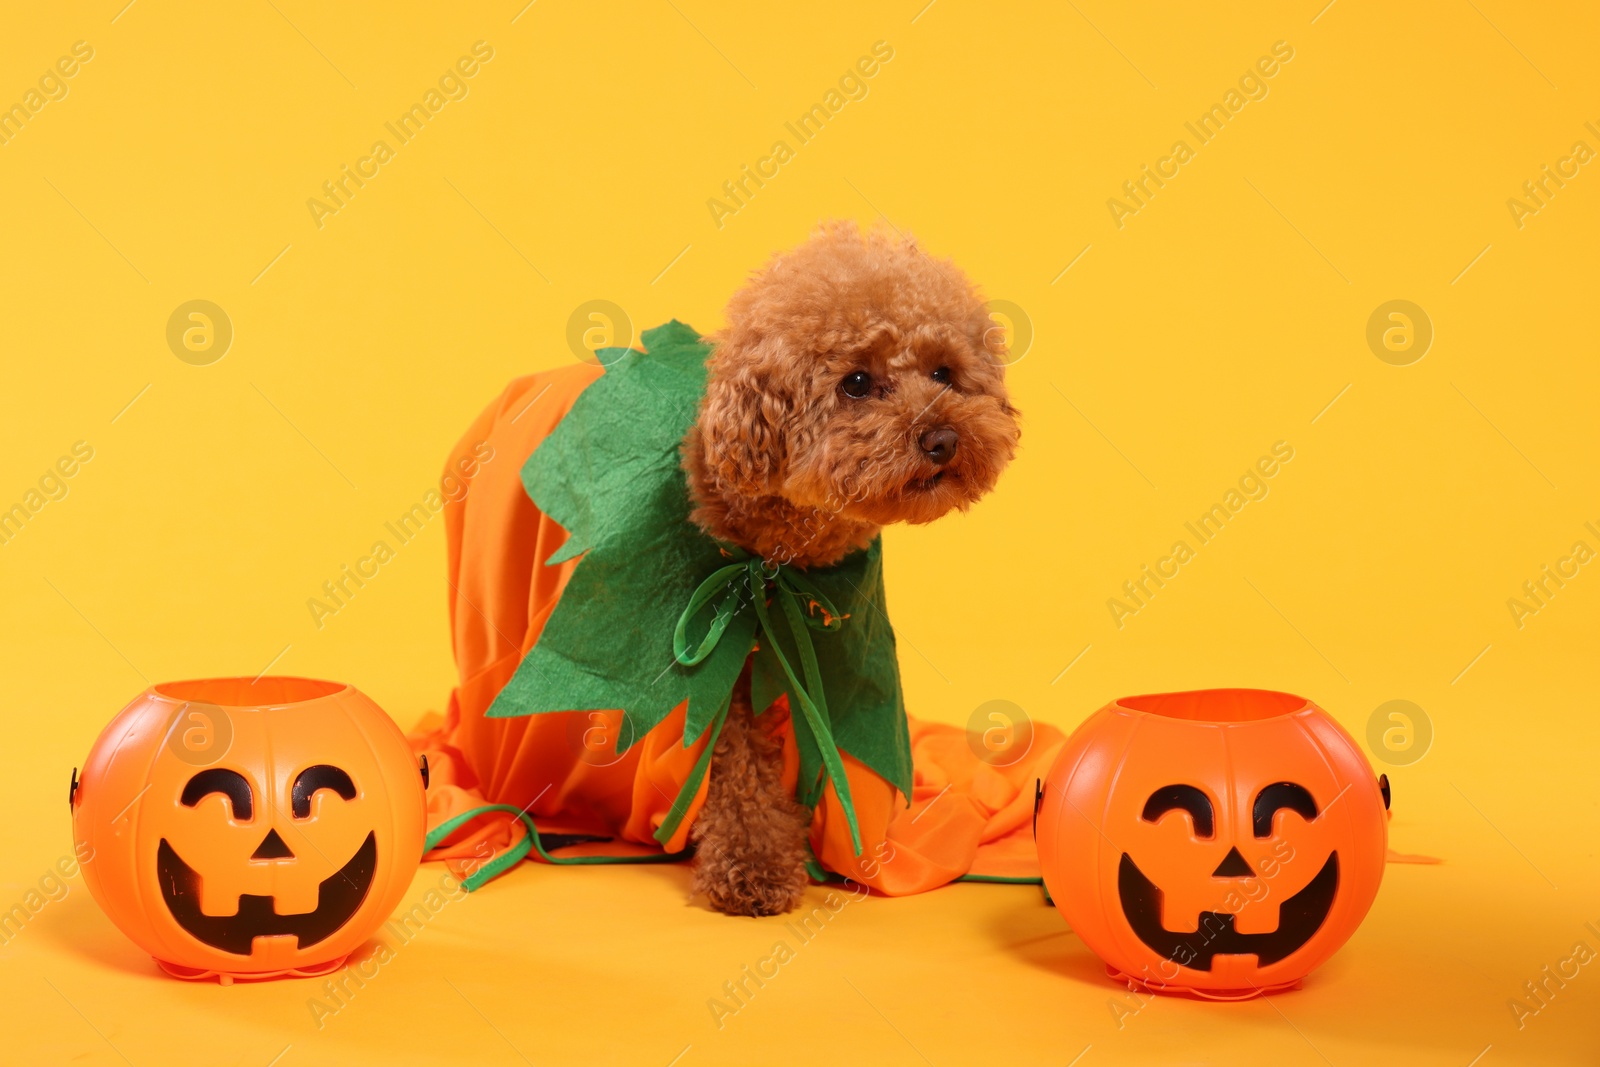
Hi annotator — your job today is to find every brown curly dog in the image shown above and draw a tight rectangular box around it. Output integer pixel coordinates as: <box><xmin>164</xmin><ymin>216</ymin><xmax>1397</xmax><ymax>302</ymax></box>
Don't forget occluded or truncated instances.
<box><xmin>680</xmin><ymin>221</ymin><xmax>1021</xmax><ymax>915</ymax></box>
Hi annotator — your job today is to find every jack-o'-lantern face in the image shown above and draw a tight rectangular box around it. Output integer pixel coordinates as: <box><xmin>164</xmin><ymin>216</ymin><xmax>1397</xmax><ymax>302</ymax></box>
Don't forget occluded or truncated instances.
<box><xmin>1116</xmin><ymin>780</ymin><xmax>1341</xmax><ymax>972</ymax></box>
<box><xmin>74</xmin><ymin>677</ymin><xmax>427</xmax><ymax>981</ymax></box>
<box><xmin>1035</xmin><ymin>689</ymin><xmax>1388</xmax><ymax>997</ymax></box>
<box><xmin>157</xmin><ymin>763</ymin><xmax>377</xmax><ymax>956</ymax></box>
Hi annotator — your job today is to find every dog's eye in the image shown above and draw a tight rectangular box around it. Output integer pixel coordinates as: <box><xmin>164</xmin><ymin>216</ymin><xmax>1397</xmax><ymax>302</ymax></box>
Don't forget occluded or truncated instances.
<box><xmin>931</xmin><ymin>366</ymin><xmax>951</xmax><ymax>383</ymax></box>
<box><xmin>840</xmin><ymin>371</ymin><xmax>872</xmax><ymax>399</ymax></box>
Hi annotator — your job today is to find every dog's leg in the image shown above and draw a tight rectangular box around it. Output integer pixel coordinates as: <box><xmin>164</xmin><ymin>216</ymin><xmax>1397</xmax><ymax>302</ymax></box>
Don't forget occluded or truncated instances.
<box><xmin>691</xmin><ymin>667</ymin><xmax>811</xmax><ymax>916</ymax></box>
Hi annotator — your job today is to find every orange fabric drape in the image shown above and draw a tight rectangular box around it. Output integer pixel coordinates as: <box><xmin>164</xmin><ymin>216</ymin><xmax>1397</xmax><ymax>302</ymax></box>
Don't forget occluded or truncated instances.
<box><xmin>412</xmin><ymin>363</ymin><xmax>1062</xmax><ymax>893</ymax></box>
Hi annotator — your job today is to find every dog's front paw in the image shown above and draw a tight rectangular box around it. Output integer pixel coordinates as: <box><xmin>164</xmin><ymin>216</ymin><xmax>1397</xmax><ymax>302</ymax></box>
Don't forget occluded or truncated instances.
<box><xmin>694</xmin><ymin>851</ymin><xmax>808</xmax><ymax>917</ymax></box>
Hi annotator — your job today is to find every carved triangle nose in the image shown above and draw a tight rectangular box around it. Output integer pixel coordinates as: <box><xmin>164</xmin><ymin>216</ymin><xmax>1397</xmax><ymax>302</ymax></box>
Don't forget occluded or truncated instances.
<box><xmin>1212</xmin><ymin>846</ymin><xmax>1252</xmax><ymax>877</ymax></box>
<box><xmin>251</xmin><ymin>828</ymin><xmax>295</xmax><ymax>860</ymax></box>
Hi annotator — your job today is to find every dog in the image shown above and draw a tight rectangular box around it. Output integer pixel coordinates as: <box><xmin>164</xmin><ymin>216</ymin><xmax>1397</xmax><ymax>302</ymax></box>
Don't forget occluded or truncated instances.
<box><xmin>679</xmin><ymin>221</ymin><xmax>1020</xmax><ymax>915</ymax></box>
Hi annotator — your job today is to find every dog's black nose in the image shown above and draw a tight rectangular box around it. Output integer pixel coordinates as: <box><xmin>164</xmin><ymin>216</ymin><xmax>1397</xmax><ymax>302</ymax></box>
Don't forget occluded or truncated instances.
<box><xmin>920</xmin><ymin>426</ymin><xmax>958</xmax><ymax>466</ymax></box>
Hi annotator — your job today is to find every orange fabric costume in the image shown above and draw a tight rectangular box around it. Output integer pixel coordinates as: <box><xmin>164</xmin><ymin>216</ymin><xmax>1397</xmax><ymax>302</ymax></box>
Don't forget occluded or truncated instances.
<box><xmin>413</xmin><ymin>362</ymin><xmax>1064</xmax><ymax>893</ymax></box>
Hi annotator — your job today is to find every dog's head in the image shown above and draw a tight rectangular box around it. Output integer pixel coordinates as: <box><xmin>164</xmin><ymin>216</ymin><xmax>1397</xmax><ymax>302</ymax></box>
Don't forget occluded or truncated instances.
<box><xmin>698</xmin><ymin>221</ymin><xmax>1020</xmax><ymax>530</ymax></box>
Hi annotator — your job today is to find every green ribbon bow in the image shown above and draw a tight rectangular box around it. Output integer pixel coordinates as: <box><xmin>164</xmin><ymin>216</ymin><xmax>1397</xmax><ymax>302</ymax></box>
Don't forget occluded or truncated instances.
<box><xmin>670</xmin><ymin>545</ymin><xmax>863</xmax><ymax>854</ymax></box>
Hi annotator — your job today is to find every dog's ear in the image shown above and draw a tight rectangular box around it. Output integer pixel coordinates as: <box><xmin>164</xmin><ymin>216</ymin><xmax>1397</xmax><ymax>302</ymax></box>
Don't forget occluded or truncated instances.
<box><xmin>697</xmin><ymin>339</ymin><xmax>790</xmax><ymax>497</ymax></box>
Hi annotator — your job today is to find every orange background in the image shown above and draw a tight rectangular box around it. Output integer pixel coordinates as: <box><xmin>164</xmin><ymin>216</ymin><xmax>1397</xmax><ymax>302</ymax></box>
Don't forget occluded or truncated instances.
<box><xmin>1</xmin><ymin>1</ymin><xmax>1596</xmax><ymax>1064</ymax></box>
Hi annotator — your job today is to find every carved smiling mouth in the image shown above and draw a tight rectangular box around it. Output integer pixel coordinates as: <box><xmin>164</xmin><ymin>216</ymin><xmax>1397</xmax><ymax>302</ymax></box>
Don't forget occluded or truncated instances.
<box><xmin>1117</xmin><ymin>851</ymin><xmax>1339</xmax><ymax>969</ymax></box>
<box><xmin>156</xmin><ymin>832</ymin><xmax>376</xmax><ymax>954</ymax></box>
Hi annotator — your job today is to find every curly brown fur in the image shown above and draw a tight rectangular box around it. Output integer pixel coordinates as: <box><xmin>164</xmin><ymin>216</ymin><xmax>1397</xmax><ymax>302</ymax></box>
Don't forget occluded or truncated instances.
<box><xmin>690</xmin><ymin>669</ymin><xmax>811</xmax><ymax>916</ymax></box>
<box><xmin>683</xmin><ymin>219</ymin><xmax>1019</xmax><ymax>569</ymax></box>
<box><xmin>683</xmin><ymin>221</ymin><xmax>1020</xmax><ymax>914</ymax></box>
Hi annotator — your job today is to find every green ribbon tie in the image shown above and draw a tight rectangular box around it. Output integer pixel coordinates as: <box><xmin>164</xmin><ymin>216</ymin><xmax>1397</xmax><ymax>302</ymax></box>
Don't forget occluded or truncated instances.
<box><xmin>665</xmin><ymin>545</ymin><xmax>864</xmax><ymax>855</ymax></box>
<box><xmin>424</xmin><ymin>804</ymin><xmax>690</xmax><ymax>892</ymax></box>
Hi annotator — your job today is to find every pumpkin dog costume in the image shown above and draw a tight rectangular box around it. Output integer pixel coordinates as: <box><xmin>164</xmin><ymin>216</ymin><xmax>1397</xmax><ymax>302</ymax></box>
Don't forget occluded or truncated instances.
<box><xmin>415</xmin><ymin>226</ymin><xmax>1062</xmax><ymax>908</ymax></box>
